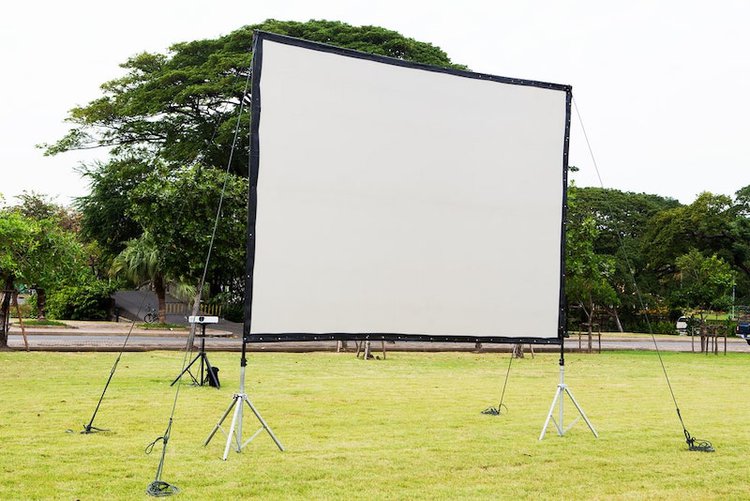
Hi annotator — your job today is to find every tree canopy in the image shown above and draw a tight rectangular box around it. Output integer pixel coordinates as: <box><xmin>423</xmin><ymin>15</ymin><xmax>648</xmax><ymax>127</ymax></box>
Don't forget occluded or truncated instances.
<box><xmin>568</xmin><ymin>184</ymin><xmax>750</xmax><ymax>331</ymax></box>
<box><xmin>671</xmin><ymin>249</ymin><xmax>734</xmax><ymax>314</ymax></box>
<box><xmin>44</xmin><ymin>19</ymin><xmax>465</xmax><ymax>175</ymax></box>
<box><xmin>0</xmin><ymin>198</ymin><xmax>100</xmax><ymax>345</ymax></box>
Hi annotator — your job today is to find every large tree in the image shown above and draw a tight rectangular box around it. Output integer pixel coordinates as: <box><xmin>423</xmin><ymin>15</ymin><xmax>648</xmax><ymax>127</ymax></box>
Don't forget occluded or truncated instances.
<box><xmin>44</xmin><ymin>20</ymin><xmax>466</xmax><ymax>311</ymax></box>
<box><xmin>571</xmin><ymin>186</ymin><xmax>679</xmax><ymax>256</ymax></box>
<box><xmin>126</xmin><ymin>164</ymin><xmax>247</xmax><ymax>288</ymax></box>
<box><xmin>642</xmin><ymin>193</ymin><xmax>735</xmax><ymax>277</ymax></box>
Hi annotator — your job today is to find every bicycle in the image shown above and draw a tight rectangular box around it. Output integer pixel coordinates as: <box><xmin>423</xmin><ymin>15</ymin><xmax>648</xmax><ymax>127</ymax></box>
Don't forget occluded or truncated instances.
<box><xmin>143</xmin><ymin>305</ymin><xmax>158</xmax><ymax>323</ymax></box>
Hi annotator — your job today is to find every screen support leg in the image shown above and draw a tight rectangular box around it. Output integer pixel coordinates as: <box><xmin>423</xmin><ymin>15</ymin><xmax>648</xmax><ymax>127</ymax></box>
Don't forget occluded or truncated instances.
<box><xmin>539</xmin><ymin>346</ymin><xmax>597</xmax><ymax>440</ymax></box>
<box><xmin>204</xmin><ymin>342</ymin><xmax>284</xmax><ymax>460</ymax></box>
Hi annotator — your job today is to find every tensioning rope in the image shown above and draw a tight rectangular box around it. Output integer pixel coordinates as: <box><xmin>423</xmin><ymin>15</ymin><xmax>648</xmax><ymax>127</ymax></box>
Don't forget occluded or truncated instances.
<box><xmin>573</xmin><ymin>97</ymin><xmax>713</xmax><ymax>452</ymax></box>
<box><xmin>482</xmin><ymin>350</ymin><xmax>514</xmax><ymax>416</ymax></box>
<box><xmin>145</xmin><ymin>65</ymin><xmax>255</xmax><ymax>496</ymax></box>
<box><xmin>79</xmin><ymin>292</ymin><xmax>149</xmax><ymax>434</ymax></box>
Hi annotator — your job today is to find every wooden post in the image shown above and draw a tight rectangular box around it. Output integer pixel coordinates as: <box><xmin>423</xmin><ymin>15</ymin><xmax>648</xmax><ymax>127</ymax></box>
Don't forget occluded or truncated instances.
<box><xmin>11</xmin><ymin>291</ymin><xmax>28</xmax><ymax>351</ymax></box>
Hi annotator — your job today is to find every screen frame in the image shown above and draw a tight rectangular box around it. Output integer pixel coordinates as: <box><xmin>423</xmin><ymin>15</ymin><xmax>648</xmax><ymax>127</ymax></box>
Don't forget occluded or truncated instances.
<box><xmin>244</xmin><ymin>31</ymin><xmax>571</xmax><ymax>345</ymax></box>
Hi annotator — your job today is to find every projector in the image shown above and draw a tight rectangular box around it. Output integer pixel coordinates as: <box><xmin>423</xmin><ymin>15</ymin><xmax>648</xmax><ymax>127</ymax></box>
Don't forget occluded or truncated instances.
<box><xmin>188</xmin><ymin>315</ymin><xmax>219</xmax><ymax>324</ymax></box>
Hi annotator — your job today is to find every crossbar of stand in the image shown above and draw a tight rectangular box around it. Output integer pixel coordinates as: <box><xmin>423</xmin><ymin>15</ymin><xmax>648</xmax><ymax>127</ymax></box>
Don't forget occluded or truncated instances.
<box><xmin>204</xmin><ymin>343</ymin><xmax>284</xmax><ymax>460</ymax></box>
<box><xmin>539</xmin><ymin>363</ymin><xmax>598</xmax><ymax>440</ymax></box>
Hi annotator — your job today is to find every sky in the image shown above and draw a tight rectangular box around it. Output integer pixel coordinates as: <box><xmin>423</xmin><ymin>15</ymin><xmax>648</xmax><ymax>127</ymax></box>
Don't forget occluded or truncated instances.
<box><xmin>1</xmin><ymin>0</ymin><xmax>748</xmax><ymax>206</ymax></box>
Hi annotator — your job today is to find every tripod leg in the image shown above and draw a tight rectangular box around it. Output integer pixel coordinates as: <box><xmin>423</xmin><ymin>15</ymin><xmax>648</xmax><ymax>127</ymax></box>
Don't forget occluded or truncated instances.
<box><xmin>244</xmin><ymin>397</ymin><xmax>285</xmax><ymax>452</ymax></box>
<box><xmin>222</xmin><ymin>398</ymin><xmax>244</xmax><ymax>460</ymax></box>
<box><xmin>563</xmin><ymin>387</ymin><xmax>598</xmax><ymax>438</ymax></box>
<box><xmin>204</xmin><ymin>397</ymin><xmax>237</xmax><ymax>447</ymax></box>
<box><xmin>539</xmin><ymin>386</ymin><xmax>563</xmax><ymax>440</ymax></box>
<box><xmin>171</xmin><ymin>354</ymin><xmax>202</xmax><ymax>386</ymax></box>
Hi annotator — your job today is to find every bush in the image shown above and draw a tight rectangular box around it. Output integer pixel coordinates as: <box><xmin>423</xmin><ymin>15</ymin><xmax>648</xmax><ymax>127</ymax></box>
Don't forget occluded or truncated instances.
<box><xmin>208</xmin><ymin>290</ymin><xmax>244</xmax><ymax>323</ymax></box>
<box><xmin>221</xmin><ymin>302</ymin><xmax>243</xmax><ymax>323</ymax></box>
<box><xmin>650</xmin><ymin>321</ymin><xmax>676</xmax><ymax>335</ymax></box>
<box><xmin>46</xmin><ymin>280</ymin><xmax>119</xmax><ymax>320</ymax></box>
<box><xmin>626</xmin><ymin>319</ymin><xmax>675</xmax><ymax>335</ymax></box>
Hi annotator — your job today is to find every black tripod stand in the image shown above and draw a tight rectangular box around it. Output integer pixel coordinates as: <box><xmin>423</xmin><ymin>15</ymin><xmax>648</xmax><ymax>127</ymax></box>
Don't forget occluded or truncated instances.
<box><xmin>171</xmin><ymin>323</ymin><xmax>220</xmax><ymax>388</ymax></box>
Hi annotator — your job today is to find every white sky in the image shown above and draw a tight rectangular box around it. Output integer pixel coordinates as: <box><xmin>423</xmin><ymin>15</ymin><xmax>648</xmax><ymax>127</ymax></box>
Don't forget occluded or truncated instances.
<box><xmin>1</xmin><ymin>0</ymin><xmax>748</xmax><ymax>206</ymax></box>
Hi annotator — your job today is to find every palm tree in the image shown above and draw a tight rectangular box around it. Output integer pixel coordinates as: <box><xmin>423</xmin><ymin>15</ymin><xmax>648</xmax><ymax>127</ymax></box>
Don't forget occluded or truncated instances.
<box><xmin>110</xmin><ymin>232</ymin><xmax>168</xmax><ymax>323</ymax></box>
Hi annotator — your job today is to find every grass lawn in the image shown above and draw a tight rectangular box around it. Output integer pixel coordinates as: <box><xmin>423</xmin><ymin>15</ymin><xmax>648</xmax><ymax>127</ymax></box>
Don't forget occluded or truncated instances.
<box><xmin>0</xmin><ymin>350</ymin><xmax>748</xmax><ymax>500</ymax></box>
<box><xmin>16</xmin><ymin>319</ymin><xmax>67</xmax><ymax>327</ymax></box>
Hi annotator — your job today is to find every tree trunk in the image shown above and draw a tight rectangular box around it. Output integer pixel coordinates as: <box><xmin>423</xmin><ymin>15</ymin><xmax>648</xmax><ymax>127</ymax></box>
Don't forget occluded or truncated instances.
<box><xmin>611</xmin><ymin>307</ymin><xmax>624</xmax><ymax>333</ymax></box>
<box><xmin>36</xmin><ymin>288</ymin><xmax>47</xmax><ymax>320</ymax></box>
<box><xmin>512</xmin><ymin>343</ymin><xmax>525</xmax><ymax>358</ymax></box>
<box><xmin>154</xmin><ymin>274</ymin><xmax>167</xmax><ymax>324</ymax></box>
<box><xmin>584</xmin><ymin>297</ymin><xmax>595</xmax><ymax>353</ymax></box>
<box><xmin>0</xmin><ymin>276</ymin><xmax>14</xmax><ymax>348</ymax></box>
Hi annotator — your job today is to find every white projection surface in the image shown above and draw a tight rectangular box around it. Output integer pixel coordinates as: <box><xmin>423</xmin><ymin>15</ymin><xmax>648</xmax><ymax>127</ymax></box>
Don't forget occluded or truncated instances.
<box><xmin>248</xmin><ymin>35</ymin><xmax>569</xmax><ymax>342</ymax></box>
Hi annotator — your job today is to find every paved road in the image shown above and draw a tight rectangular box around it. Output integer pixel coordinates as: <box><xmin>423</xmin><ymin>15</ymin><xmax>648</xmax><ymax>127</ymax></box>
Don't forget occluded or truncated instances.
<box><xmin>6</xmin><ymin>321</ymin><xmax>750</xmax><ymax>353</ymax></box>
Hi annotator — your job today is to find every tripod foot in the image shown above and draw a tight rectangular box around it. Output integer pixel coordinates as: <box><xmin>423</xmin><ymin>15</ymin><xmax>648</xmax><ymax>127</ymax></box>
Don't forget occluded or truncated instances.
<box><xmin>146</xmin><ymin>480</ymin><xmax>179</xmax><ymax>497</ymax></box>
<box><xmin>81</xmin><ymin>424</ymin><xmax>109</xmax><ymax>434</ymax></box>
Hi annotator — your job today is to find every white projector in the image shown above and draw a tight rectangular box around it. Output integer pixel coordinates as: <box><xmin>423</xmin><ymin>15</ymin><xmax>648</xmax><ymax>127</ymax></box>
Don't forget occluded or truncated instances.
<box><xmin>188</xmin><ymin>315</ymin><xmax>219</xmax><ymax>324</ymax></box>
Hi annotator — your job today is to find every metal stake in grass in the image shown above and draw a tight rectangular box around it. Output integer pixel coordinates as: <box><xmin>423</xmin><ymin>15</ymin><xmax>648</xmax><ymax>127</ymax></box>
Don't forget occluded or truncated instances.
<box><xmin>145</xmin><ymin>418</ymin><xmax>179</xmax><ymax>497</ymax></box>
<box><xmin>81</xmin><ymin>304</ymin><xmax>144</xmax><ymax>434</ymax></box>
<box><xmin>482</xmin><ymin>349</ymin><xmax>514</xmax><ymax>416</ymax></box>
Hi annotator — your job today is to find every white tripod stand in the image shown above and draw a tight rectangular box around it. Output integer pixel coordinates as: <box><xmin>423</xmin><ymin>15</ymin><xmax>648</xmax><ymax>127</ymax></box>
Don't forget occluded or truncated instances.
<box><xmin>204</xmin><ymin>342</ymin><xmax>284</xmax><ymax>460</ymax></box>
<box><xmin>539</xmin><ymin>348</ymin><xmax>598</xmax><ymax>440</ymax></box>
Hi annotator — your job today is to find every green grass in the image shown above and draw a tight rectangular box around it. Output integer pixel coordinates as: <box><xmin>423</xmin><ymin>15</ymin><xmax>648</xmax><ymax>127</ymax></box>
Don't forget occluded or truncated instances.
<box><xmin>0</xmin><ymin>350</ymin><xmax>748</xmax><ymax>500</ymax></box>
<box><xmin>138</xmin><ymin>322</ymin><xmax>188</xmax><ymax>330</ymax></box>
<box><xmin>14</xmin><ymin>319</ymin><xmax>67</xmax><ymax>327</ymax></box>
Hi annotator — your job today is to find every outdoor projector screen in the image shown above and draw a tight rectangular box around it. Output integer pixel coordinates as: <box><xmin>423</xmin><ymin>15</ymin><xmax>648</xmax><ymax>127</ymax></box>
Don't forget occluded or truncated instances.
<box><xmin>245</xmin><ymin>32</ymin><xmax>571</xmax><ymax>344</ymax></box>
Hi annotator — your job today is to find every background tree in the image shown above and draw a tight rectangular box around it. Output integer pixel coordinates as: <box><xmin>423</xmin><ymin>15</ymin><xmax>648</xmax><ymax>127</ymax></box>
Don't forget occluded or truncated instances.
<box><xmin>11</xmin><ymin>193</ymin><xmax>86</xmax><ymax>319</ymax></box>
<box><xmin>640</xmin><ymin>190</ymin><xmax>750</xmax><ymax>311</ymax></box>
<box><xmin>728</xmin><ymin>184</ymin><xmax>750</xmax><ymax>305</ymax></box>
<box><xmin>642</xmin><ymin>192</ymin><xmax>736</xmax><ymax>279</ymax></box>
<box><xmin>0</xmin><ymin>211</ymin><xmax>36</xmax><ymax>347</ymax></box>
<box><xmin>107</xmin><ymin>165</ymin><xmax>248</xmax><ymax>322</ymax></box>
<box><xmin>670</xmin><ymin>249</ymin><xmax>734</xmax><ymax>321</ymax></box>
<box><xmin>565</xmin><ymin>189</ymin><xmax>619</xmax><ymax>344</ymax></box>
<box><xmin>0</xmin><ymin>206</ymin><xmax>95</xmax><ymax>345</ymax></box>
<box><xmin>569</xmin><ymin>186</ymin><xmax>679</xmax><ymax>330</ymax></box>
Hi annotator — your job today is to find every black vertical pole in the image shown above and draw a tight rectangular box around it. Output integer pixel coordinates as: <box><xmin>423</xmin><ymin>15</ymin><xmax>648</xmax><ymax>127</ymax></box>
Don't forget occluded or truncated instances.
<box><xmin>241</xmin><ymin>337</ymin><xmax>247</xmax><ymax>370</ymax></box>
<box><xmin>200</xmin><ymin>324</ymin><xmax>206</xmax><ymax>385</ymax></box>
<box><xmin>560</xmin><ymin>304</ymin><xmax>566</xmax><ymax>368</ymax></box>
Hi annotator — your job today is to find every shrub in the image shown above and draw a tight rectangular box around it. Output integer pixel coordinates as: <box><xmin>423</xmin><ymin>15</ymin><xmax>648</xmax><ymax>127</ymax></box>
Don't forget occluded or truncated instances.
<box><xmin>46</xmin><ymin>280</ymin><xmax>119</xmax><ymax>320</ymax></box>
<box><xmin>651</xmin><ymin>321</ymin><xmax>676</xmax><ymax>335</ymax></box>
